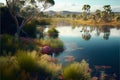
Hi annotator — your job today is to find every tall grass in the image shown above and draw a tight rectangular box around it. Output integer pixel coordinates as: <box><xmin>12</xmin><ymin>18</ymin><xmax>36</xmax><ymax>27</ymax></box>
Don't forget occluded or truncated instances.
<box><xmin>37</xmin><ymin>38</ymin><xmax>64</xmax><ymax>49</ymax></box>
<box><xmin>0</xmin><ymin>56</ymin><xmax>20</xmax><ymax>80</ymax></box>
<box><xmin>0</xmin><ymin>34</ymin><xmax>37</xmax><ymax>56</ymax></box>
<box><xmin>0</xmin><ymin>50</ymin><xmax>62</xmax><ymax>80</ymax></box>
<box><xmin>63</xmin><ymin>59</ymin><xmax>91</xmax><ymax>80</ymax></box>
<box><xmin>16</xmin><ymin>51</ymin><xmax>38</xmax><ymax>73</ymax></box>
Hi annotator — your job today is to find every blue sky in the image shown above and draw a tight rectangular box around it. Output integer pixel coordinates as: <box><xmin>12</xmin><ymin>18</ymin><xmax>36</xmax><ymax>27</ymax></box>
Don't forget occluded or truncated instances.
<box><xmin>46</xmin><ymin>0</ymin><xmax>120</xmax><ymax>12</ymax></box>
<box><xmin>1</xmin><ymin>0</ymin><xmax>120</xmax><ymax>12</ymax></box>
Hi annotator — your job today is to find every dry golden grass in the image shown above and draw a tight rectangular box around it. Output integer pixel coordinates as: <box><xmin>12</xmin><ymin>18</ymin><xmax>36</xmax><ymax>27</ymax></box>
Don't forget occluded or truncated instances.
<box><xmin>74</xmin><ymin>19</ymin><xmax>120</xmax><ymax>26</ymax></box>
<box><xmin>49</xmin><ymin>18</ymin><xmax>120</xmax><ymax>27</ymax></box>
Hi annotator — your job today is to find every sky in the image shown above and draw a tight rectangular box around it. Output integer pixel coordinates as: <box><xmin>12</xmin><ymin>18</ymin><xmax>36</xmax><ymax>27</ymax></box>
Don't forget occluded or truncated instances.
<box><xmin>1</xmin><ymin>0</ymin><xmax>120</xmax><ymax>12</ymax></box>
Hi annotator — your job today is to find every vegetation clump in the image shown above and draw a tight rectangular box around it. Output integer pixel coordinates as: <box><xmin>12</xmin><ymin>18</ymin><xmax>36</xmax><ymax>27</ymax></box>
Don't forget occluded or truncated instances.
<box><xmin>47</xmin><ymin>27</ymin><xmax>59</xmax><ymax>38</ymax></box>
<box><xmin>0</xmin><ymin>51</ymin><xmax>62</xmax><ymax>80</ymax></box>
<box><xmin>63</xmin><ymin>59</ymin><xmax>91</xmax><ymax>80</ymax></box>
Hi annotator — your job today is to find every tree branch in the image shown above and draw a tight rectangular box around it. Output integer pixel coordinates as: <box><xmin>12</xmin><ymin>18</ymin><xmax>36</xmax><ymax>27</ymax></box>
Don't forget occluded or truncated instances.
<box><xmin>21</xmin><ymin>15</ymin><xmax>34</xmax><ymax>27</ymax></box>
<box><xmin>6</xmin><ymin>0</ymin><xmax>19</xmax><ymax>28</ymax></box>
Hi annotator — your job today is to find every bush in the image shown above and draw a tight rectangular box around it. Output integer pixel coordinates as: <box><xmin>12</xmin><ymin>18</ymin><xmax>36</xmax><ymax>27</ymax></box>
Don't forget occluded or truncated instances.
<box><xmin>35</xmin><ymin>38</ymin><xmax>64</xmax><ymax>54</ymax></box>
<box><xmin>16</xmin><ymin>51</ymin><xmax>61</xmax><ymax>80</ymax></box>
<box><xmin>0</xmin><ymin>34</ymin><xmax>37</xmax><ymax>56</ymax></box>
<box><xmin>22</xmin><ymin>21</ymin><xmax>37</xmax><ymax>38</ymax></box>
<box><xmin>47</xmin><ymin>27</ymin><xmax>59</xmax><ymax>38</ymax></box>
<box><xmin>0</xmin><ymin>56</ymin><xmax>20</xmax><ymax>80</ymax></box>
<box><xmin>16</xmin><ymin>51</ymin><xmax>38</xmax><ymax>73</ymax></box>
<box><xmin>63</xmin><ymin>59</ymin><xmax>91</xmax><ymax>80</ymax></box>
<box><xmin>0</xmin><ymin>34</ymin><xmax>17</xmax><ymax>55</ymax></box>
<box><xmin>0</xmin><ymin>51</ymin><xmax>62</xmax><ymax>80</ymax></box>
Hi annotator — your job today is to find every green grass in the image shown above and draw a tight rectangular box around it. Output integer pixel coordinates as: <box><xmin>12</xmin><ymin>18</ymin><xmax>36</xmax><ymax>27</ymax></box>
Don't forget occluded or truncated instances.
<box><xmin>63</xmin><ymin>59</ymin><xmax>91</xmax><ymax>80</ymax></box>
<box><xmin>36</xmin><ymin>38</ymin><xmax>64</xmax><ymax>49</ymax></box>
<box><xmin>0</xmin><ymin>50</ymin><xmax>62</xmax><ymax>80</ymax></box>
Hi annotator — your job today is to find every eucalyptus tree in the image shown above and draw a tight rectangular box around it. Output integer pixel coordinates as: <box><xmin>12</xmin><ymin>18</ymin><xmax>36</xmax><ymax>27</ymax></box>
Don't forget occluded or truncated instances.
<box><xmin>103</xmin><ymin>5</ymin><xmax>111</xmax><ymax>13</ymax></box>
<box><xmin>82</xmin><ymin>4</ymin><xmax>91</xmax><ymax>20</ymax></box>
<box><xmin>100</xmin><ymin>11</ymin><xmax>108</xmax><ymax>22</ymax></box>
<box><xmin>66</xmin><ymin>14</ymin><xmax>70</xmax><ymax>18</ymax></box>
<box><xmin>5</xmin><ymin>0</ymin><xmax>55</xmax><ymax>38</ymax></box>
<box><xmin>71</xmin><ymin>13</ymin><xmax>77</xmax><ymax>20</ymax></box>
<box><xmin>95</xmin><ymin>9</ymin><xmax>101</xmax><ymax>20</ymax></box>
<box><xmin>102</xmin><ymin>5</ymin><xmax>114</xmax><ymax>22</ymax></box>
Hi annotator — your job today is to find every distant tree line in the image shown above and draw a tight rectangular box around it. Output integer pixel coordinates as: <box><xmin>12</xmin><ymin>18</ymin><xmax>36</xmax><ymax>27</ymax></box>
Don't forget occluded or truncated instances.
<box><xmin>47</xmin><ymin>4</ymin><xmax>120</xmax><ymax>22</ymax></box>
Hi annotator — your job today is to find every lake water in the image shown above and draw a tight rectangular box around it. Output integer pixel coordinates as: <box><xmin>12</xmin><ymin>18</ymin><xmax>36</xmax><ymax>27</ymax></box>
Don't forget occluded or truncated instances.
<box><xmin>53</xmin><ymin>25</ymin><xmax>120</xmax><ymax>78</ymax></box>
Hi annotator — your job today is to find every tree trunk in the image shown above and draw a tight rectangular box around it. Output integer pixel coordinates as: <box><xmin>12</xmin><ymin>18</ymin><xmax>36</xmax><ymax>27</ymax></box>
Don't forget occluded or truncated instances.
<box><xmin>15</xmin><ymin>25</ymin><xmax>23</xmax><ymax>40</ymax></box>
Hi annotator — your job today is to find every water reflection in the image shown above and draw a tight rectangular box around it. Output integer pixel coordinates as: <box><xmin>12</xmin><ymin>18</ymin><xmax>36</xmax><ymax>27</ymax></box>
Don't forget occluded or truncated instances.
<box><xmin>80</xmin><ymin>26</ymin><xmax>91</xmax><ymax>40</ymax></box>
<box><xmin>80</xmin><ymin>26</ymin><xmax>111</xmax><ymax>40</ymax></box>
<box><xmin>57</xmin><ymin>25</ymin><xmax>119</xmax><ymax>41</ymax></box>
<box><xmin>55</xmin><ymin>25</ymin><xmax>120</xmax><ymax>79</ymax></box>
<box><xmin>102</xmin><ymin>27</ymin><xmax>110</xmax><ymax>40</ymax></box>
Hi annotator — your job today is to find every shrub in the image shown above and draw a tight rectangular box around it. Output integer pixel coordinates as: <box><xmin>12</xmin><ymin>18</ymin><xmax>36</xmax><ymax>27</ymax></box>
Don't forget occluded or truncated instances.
<box><xmin>16</xmin><ymin>51</ymin><xmax>38</xmax><ymax>73</ymax></box>
<box><xmin>16</xmin><ymin>51</ymin><xmax>61</xmax><ymax>80</ymax></box>
<box><xmin>22</xmin><ymin>21</ymin><xmax>37</xmax><ymax>38</ymax></box>
<box><xmin>0</xmin><ymin>56</ymin><xmax>20</xmax><ymax>80</ymax></box>
<box><xmin>40</xmin><ymin>38</ymin><xmax>64</xmax><ymax>48</ymax></box>
<box><xmin>47</xmin><ymin>27</ymin><xmax>59</xmax><ymax>38</ymax></box>
<box><xmin>37</xmin><ymin>18</ymin><xmax>51</xmax><ymax>25</ymax></box>
<box><xmin>35</xmin><ymin>38</ymin><xmax>64</xmax><ymax>54</ymax></box>
<box><xmin>0</xmin><ymin>34</ymin><xmax>17</xmax><ymax>55</ymax></box>
<box><xmin>0</xmin><ymin>51</ymin><xmax>62</xmax><ymax>80</ymax></box>
<box><xmin>19</xmin><ymin>37</ymin><xmax>37</xmax><ymax>51</ymax></box>
<box><xmin>63</xmin><ymin>59</ymin><xmax>91</xmax><ymax>80</ymax></box>
<box><xmin>0</xmin><ymin>34</ymin><xmax>37</xmax><ymax>56</ymax></box>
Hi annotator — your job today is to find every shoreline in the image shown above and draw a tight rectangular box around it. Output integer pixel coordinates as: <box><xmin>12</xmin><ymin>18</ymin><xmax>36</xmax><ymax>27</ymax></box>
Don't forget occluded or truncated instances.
<box><xmin>74</xmin><ymin>19</ymin><xmax>120</xmax><ymax>26</ymax></box>
<box><xmin>49</xmin><ymin>18</ymin><xmax>120</xmax><ymax>27</ymax></box>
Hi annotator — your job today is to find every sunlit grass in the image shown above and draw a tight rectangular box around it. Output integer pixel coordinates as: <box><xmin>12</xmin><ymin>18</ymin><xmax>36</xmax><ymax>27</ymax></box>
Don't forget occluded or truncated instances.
<box><xmin>63</xmin><ymin>59</ymin><xmax>91</xmax><ymax>80</ymax></box>
<box><xmin>0</xmin><ymin>56</ymin><xmax>20</xmax><ymax>80</ymax></box>
<box><xmin>40</xmin><ymin>18</ymin><xmax>120</xmax><ymax>27</ymax></box>
<box><xmin>35</xmin><ymin>38</ymin><xmax>64</xmax><ymax>49</ymax></box>
<box><xmin>0</xmin><ymin>50</ymin><xmax>62</xmax><ymax>80</ymax></box>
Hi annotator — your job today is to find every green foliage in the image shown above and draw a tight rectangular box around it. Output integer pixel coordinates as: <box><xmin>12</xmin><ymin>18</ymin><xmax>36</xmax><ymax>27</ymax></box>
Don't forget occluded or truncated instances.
<box><xmin>23</xmin><ymin>21</ymin><xmax>37</xmax><ymax>38</ymax></box>
<box><xmin>5</xmin><ymin>0</ymin><xmax>55</xmax><ymax>38</ymax></box>
<box><xmin>47</xmin><ymin>27</ymin><xmax>59</xmax><ymax>38</ymax></box>
<box><xmin>0</xmin><ymin>56</ymin><xmax>20</xmax><ymax>80</ymax></box>
<box><xmin>36</xmin><ymin>38</ymin><xmax>64</xmax><ymax>49</ymax></box>
<box><xmin>6</xmin><ymin>0</ymin><xmax>55</xmax><ymax>18</ymax></box>
<box><xmin>23</xmin><ymin>18</ymin><xmax>51</xmax><ymax>38</ymax></box>
<box><xmin>0</xmin><ymin>34</ymin><xmax>36</xmax><ymax>55</ymax></box>
<box><xmin>16</xmin><ymin>51</ymin><xmax>38</xmax><ymax>73</ymax></box>
<box><xmin>0</xmin><ymin>34</ymin><xmax>17</xmax><ymax>55</ymax></box>
<box><xmin>0</xmin><ymin>51</ymin><xmax>61</xmax><ymax>80</ymax></box>
<box><xmin>63</xmin><ymin>59</ymin><xmax>91</xmax><ymax>80</ymax></box>
<box><xmin>103</xmin><ymin>5</ymin><xmax>111</xmax><ymax>13</ymax></box>
<box><xmin>115</xmin><ymin>16</ymin><xmax>120</xmax><ymax>22</ymax></box>
<box><xmin>82</xmin><ymin>4</ymin><xmax>91</xmax><ymax>20</ymax></box>
<box><xmin>37</xmin><ymin>18</ymin><xmax>51</xmax><ymax>25</ymax></box>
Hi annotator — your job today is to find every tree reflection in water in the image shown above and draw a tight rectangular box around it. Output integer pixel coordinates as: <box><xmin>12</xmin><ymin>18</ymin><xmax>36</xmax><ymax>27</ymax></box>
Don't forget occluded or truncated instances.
<box><xmin>81</xmin><ymin>26</ymin><xmax>91</xmax><ymax>41</ymax></box>
<box><xmin>102</xmin><ymin>26</ymin><xmax>110</xmax><ymax>40</ymax></box>
<box><xmin>79</xmin><ymin>25</ymin><xmax>112</xmax><ymax>41</ymax></box>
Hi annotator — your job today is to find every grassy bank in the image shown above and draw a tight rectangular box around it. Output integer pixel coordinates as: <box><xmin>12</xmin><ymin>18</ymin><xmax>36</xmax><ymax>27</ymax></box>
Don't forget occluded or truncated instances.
<box><xmin>74</xmin><ymin>19</ymin><xmax>120</xmax><ymax>26</ymax></box>
<box><xmin>44</xmin><ymin>18</ymin><xmax>120</xmax><ymax>27</ymax></box>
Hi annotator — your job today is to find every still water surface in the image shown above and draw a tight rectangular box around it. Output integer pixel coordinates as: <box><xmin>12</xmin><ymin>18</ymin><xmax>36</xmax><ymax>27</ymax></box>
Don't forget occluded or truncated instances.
<box><xmin>54</xmin><ymin>26</ymin><xmax>120</xmax><ymax>77</ymax></box>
